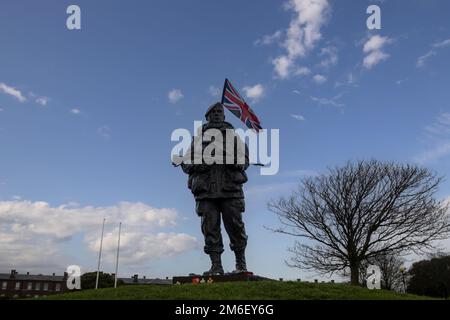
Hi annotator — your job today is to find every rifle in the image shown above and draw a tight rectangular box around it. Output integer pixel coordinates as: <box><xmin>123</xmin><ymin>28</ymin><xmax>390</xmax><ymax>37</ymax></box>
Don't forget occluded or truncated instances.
<box><xmin>171</xmin><ymin>161</ymin><xmax>265</xmax><ymax>168</ymax></box>
<box><xmin>171</xmin><ymin>154</ymin><xmax>265</xmax><ymax>167</ymax></box>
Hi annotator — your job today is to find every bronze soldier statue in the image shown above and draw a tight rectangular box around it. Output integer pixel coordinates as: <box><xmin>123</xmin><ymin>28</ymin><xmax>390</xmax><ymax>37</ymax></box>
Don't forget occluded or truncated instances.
<box><xmin>179</xmin><ymin>102</ymin><xmax>249</xmax><ymax>276</ymax></box>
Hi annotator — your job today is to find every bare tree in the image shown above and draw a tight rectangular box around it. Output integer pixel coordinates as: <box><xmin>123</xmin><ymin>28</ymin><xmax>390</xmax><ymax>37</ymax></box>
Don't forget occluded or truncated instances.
<box><xmin>268</xmin><ymin>160</ymin><xmax>450</xmax><ymax>286</ymax></box>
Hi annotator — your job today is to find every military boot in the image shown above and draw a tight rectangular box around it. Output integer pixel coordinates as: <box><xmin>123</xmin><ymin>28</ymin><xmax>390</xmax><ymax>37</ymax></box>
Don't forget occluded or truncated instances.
<box><xmin>203</xmin><ymin>253</ymin><xmax>224</xmax><ymax>276</ymax></box>
<box><xmin>232</xmin><ymin>250</ymin><xmax>247</xmax><ymax>273</ymax></box>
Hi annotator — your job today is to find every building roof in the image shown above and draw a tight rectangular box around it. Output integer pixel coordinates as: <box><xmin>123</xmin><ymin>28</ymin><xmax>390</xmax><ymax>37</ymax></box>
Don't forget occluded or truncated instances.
<box><xmin>0</xmin><ymin>273</ymin><xmax>65</xmax><ymax>281</ymax></box>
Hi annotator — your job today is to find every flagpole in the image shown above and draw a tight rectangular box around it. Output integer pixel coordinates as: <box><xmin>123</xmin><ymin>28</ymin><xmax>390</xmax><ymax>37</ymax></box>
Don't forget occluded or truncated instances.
<box><xmin>221</xmin><ymin>78</ymin><xmax>228</xmax><ymax>104</ymax></box>
<box><xmin>95</xmin><ymin>218</ymin><xmax>106</xmax><ymax>290</ymax></box>
<box><xmin>114</xmin><ymin>222</ymin><xmax>122</xmax><ymax>288</ymax></box>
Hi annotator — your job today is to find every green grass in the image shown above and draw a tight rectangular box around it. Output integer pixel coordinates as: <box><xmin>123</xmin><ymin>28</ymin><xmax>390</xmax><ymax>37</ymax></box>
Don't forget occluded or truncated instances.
<box><xmin>35</xmin><ymin>281</ymin><xmax>434</xmax><ymax>300</ymax></box>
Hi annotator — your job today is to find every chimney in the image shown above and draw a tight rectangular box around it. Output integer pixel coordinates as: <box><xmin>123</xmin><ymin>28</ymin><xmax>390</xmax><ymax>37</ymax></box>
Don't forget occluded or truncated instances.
<box><xmin>143</xmin><ymin>276</ymin><xmax>146</xmax><ymax>279</ymax></box>
<box><xmin>52</xmin><ymin>273</ymin><xmax>55</xmax><ymax>276</ymax></box>
<box><xmin>10</xmin><ymin>270</ymin><xmax>17</xmax><ymax>279</ymax></box>
<box><xmin>27</xmin><ymin>272</ymin><xmax>30</xmax><ymax>275</ymax></box>
<box><xmin>133</xmin><ymin>274</ymin><xmax>138</xmax><ymax>283</ymax></box>
<box><xmin>63</xmin><ymin>272</ymin><xmax>68</xmax><ymax>280</ymax></box>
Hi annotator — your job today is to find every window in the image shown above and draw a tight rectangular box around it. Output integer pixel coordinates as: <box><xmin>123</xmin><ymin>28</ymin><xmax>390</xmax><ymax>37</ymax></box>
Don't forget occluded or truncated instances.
<box><xmin>1</xmin><ymin>281</ymin><xmax>7</xmax><ymax>290</ymax></box>
<box><xmin>27</xmin><ymin>282</ymin><xmax>32</xmax><ymax>290</ymax></box>
<box><xmin>55</xmin><ymin>283</ymin><xmax>61</xmax><ymax>291</ymax></box>
<box><xmin>15</xmin><ymin>282</ymin><xmax>20</xmax><ymax>290</ymax></box>
<box><xmin>43</xmin><ymin>283</ymin><xmax>48</xmax><ymax>291</ymax></box>
<box><xmin>35</xmin><ymin>282</ymin><xmax>41</xmax><ymax>291</ymax></box>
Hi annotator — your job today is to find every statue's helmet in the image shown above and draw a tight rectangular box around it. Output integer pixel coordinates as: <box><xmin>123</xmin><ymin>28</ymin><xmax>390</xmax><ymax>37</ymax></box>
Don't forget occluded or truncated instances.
<box><xmin>205</xmin><ymin>102</ymin><xmax>225</xmax><ymax>121</ymax></box>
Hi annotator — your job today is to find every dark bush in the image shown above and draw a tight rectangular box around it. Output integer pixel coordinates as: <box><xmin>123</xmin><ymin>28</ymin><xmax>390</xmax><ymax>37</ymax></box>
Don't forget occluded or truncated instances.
<box><xmin>408</xmin><ymin>255</ymin><xmax>450</xmax><ymax>298</ymax></box>
<box><xmin>80</xmin><ymin>272</ymin><xmax>122</xmax><ymax>290</ymax></box>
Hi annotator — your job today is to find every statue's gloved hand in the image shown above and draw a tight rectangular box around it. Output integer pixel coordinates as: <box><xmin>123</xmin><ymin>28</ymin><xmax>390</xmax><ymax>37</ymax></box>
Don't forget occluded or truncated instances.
<box><xmin>231</xmin><ymin>164</ymin><xmax>247</xmax><ymax>172</ymax></box>
<box><xmin>180</xmin><ymin>163</ymin><xmax>193</xmax><ymax>174</ymax></box>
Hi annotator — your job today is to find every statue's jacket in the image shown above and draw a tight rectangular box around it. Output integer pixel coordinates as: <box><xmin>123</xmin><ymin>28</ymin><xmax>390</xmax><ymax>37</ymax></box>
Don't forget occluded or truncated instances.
<box><xmin>181</xmin><ymin>121</ymin><xmax>249</xmax><ymax>202</ymax></box>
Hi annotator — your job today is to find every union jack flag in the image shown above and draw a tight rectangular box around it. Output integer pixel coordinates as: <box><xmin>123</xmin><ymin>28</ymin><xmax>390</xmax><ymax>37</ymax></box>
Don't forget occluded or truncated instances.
<box><xmin>221</xmin><ymin>79</ymin><xmax>262</xmax><ymax>132</ymax></box>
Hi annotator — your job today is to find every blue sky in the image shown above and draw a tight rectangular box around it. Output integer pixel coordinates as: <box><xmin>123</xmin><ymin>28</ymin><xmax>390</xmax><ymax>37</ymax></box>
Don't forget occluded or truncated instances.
<box><xmin>1</xmin><ymin>0</ymin><xmax>450</xmax><ymax>281</ymax></box>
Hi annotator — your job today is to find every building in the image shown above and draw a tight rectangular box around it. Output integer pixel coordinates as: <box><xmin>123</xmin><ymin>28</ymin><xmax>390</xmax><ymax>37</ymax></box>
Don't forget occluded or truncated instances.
<box><xmin>0</xmin><ymin>270</ymin><xmax>70</xmax><ymax>299</ymax></box>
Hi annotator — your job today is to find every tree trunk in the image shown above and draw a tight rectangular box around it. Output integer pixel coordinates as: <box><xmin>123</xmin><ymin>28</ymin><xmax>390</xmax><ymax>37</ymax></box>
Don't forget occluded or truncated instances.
<box><xmin>350</xmin><ymin>261</ymin><xmax>360</xmax><ymax>286</ymax></box>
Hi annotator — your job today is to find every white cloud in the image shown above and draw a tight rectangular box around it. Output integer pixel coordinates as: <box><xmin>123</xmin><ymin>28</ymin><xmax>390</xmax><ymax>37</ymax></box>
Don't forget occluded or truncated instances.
<box><xmin>335</xmin><ymin>72</ymin><xmax>358</xmax><ymax>88</ymax></box>
<box><xmin>98</xmin><ymin>126</ymin><xmax>111</xmax><ymax>139</ymax></box>
<box><xmin>35</xmin><ymin>96</ymin><xmax>50</xmax><ymax>106</ymax></box>
<box><xmin>208</xmin><ymin>86</ymin><xmax>221</xmax><ymax>98</ymax></box>
<box><xmin>310</xmin><ymin>94</ymin><xmax>344</xmax><ymax>108</ymax></box>
<box><xmin>424</xmin><ymin>113</ymin><xmax>450</xmax><ymax>137</ymax></box>
<box><xmin>414</xmin><ymin>113</ymin><xmax>450</xmax><ymax>164</ymax></box>
<box><xmin>89</xmin><ymin>231</ymin><xmax>198</xmax><ymax>265</ymax></box>
<box><xmin>363</xmin><ymin>35</ymin><xmax>390</xmax><ymax>53</ymax></box>
<box><xmin>291</xmin><ymin>114</ymin><xmax>305</xmax><ymax>121</ymax></box>
<box><xmin>415</xmin><ymin>142</ymin><xmax>450</xmax><ymax>164</ymax></box>
<box><xmin>416</xmin><ymin>38</ymin><xmax>450</xmax><ymax>68</ymax></box>
<box><xmin>0</xmin><ymin>236</ymin><xmax>66</xmax><ymax>273</ymax></box>
<box><xmin>0</xmin><ymin>82</ymin><xmax>27</xmax><ymax>102</ymax></box>
<box><xmin>363</xmin><ymin>50</ymin><xmax>390</xmax><ymax>69</ymax></box>
<box><xmin>294</xmin><ymin>66</ymin><xmax>311</xmax><ymax>76</ymax></box>
<box><xmin>362</xmin><ymin>35</ymin><xmax>392</xmax><ymax>69</ymax></box>
<box><xmin>168</xmin><ymin>89</ymin><xmax>184</xmax><ymax>104</ymax></box>
<box><xmin>70</xmin><ymin>108</ymin><xmax>81</xmax><ymax>115</ymax></box>
<box><xmin>0</xmin><ymin>200</ymin><xmax>198</xmax><ymax>271</ymax></box>
<box><xmin>273</xmin><ymin>56</ymin><xmax>292</xmax><ymax>79</ymax></box>
<box><xmin>312</xmin><ymin>74</ymin><xmax>327</xmax><ymax>84</ymax></box>
<box><xmin>433</xmin><ymin>39</ymin><xmax>450</xmax><ymax>48</ymax></box>
<box><xmin>319</xmin><ymin>46</ymin><xmax>338</xmax><ymax>68</ymax></box>
<box><xmin>254</xmin><ymin>30</ymin><xmax>283</xmax><ymax>45</ymax></box>
<box><xmin>242</xmin><ymin>84</ymin><xmax>265</xmax><ymax>102</ymax></box>
<box><xmin>416</xmin><ymin>50</ymin><xmax>435</xmax><ymax>68</ymax></box>
<box><xmin>272</xmin><ymin>0</ymin><xmax>330</xmax><ymax>78</ymax></box>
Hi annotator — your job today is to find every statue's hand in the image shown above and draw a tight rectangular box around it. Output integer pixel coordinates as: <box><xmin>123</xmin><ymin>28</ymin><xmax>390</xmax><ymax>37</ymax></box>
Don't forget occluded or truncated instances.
<box><xmin>180</xmin><ymin>163</ymin><xmax>192</xmax><ymax>174</ymax></box>
<box><xmin>231</xmin><ymin>164</ymin><xmax>247</xmax><ymax>172</ymax></box>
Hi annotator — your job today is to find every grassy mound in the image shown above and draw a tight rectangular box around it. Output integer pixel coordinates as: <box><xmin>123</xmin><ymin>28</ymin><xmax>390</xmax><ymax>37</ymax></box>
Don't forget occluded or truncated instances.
<box><xmin>36</xmin><ymin>281</ymin><xmax>433</xmax><ymax>300</ymax></box>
